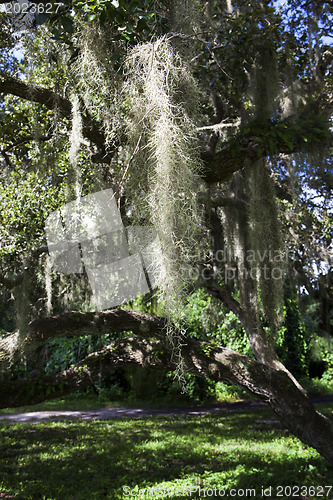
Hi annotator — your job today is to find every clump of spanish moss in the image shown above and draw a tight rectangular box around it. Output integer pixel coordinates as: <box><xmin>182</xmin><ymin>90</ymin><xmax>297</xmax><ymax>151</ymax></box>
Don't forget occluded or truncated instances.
<box><xmin>251</xmin><ymin>43</ymin><xmax>280</xmax><ymax>121</ymax></box>
<box><xmin>72</xmin><ymin>24</ymin><xmax>121</xmax><ymax>152</ymax></box>
<box><xmin>169</xmin><ymin>0</ymin><xmax>200</xmax><ymax>35</ymax></box>
<box><xmin>69</xmin><ymin>94</ymin><xmax>83</xmax><ymax>199</ymax></box>
<box><xmin>246</xmin><ymin>159</ymin><xmax>284</xmax><ymax>333</ymax></box>
<box><xmin>219</xmin><ymin>171</ymin><xmax>248</xmax><ymax>271</ymax></box>
<box><xmin>123</xmin><ymin>38</ymin><xmax>203</xmax><ymax>323</ymax></box>
<box><xmin>219</xmin><ymin>162</ymin><xmax>284</xmax><ymax>336</ymax></box>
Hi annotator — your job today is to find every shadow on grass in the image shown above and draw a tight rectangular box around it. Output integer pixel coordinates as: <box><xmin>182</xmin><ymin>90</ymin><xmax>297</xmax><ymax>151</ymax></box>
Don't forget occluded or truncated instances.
<box><xmin>0</xmin><ymin>410</ymin><xmax>332</xmax><ymax>499</ymax></box>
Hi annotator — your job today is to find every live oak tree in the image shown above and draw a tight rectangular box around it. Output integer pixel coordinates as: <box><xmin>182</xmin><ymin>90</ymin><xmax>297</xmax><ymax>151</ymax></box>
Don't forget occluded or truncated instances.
<box><xmin>0</xmin><ymin>0</ymin><xmax>332</xmax><ymax>463</ymax></box>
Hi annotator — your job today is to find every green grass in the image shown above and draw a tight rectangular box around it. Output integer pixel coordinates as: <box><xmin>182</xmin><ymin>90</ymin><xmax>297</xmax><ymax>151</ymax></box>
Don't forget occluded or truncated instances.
<box><xmin>0</xmin><ymin>405</ymin><xmax>332</xmax><ymax>499</ymax></box>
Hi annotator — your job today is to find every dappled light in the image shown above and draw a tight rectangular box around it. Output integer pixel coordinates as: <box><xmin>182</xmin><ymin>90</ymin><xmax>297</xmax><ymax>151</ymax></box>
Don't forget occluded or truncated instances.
<box><xmin>1</xmin><ymin>408</ymin><xmax>332</xmax><ymax>499</ymax></box>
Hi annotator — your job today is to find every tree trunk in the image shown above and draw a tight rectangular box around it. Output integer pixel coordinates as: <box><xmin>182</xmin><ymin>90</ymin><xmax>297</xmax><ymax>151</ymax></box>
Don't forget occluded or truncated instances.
<box><xmin>206</xmin><ymin>282</ymin><xmax>307</xmax><ymax>392</ymax></box>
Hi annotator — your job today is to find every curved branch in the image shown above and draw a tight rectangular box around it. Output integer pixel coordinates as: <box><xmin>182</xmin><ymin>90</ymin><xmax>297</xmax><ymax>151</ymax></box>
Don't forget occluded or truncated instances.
<box><xmin>0</xmin><ymin>309</ymin><xmax>167</xmax><ymax>365</ymax></box>
<box><xmin>201</xmin><ymin>119</ymin><xmax>333</xmax><ymax>184</ymax></box>
<box><xmin>0</xmin><ymin>74</ymin><xmax>113</xmax><ymax>161</ymax></box>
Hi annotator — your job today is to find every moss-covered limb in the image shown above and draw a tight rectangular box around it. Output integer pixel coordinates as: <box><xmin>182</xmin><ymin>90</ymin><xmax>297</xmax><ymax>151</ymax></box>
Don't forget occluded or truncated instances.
<box><xmin>1</xmin><ymin>334</ymin><xmax>333</xmax><ymax>465</ymax></box>
<box><xmin>0</xmin><ymin>74</ymin><xmax>113</xmax><ymax>162</ymax></box>
<box><xmin>28</xmin><ymin>309</ymin><xmax>167</xmax><ymax>339</ymax></box>
<box><xmin>202</xmin><ymin>116</ymin><xmax>333</xmax><ymax>184</ymax></box>
<box><xmin>0</xmin><ymin>337</ymin><xmax>168</xmax><ymax>408</ymax></box>
<box><xmin>0</xmin><ymin>309</ymin><xmax>168</xmax><ymax>367</ymax></box>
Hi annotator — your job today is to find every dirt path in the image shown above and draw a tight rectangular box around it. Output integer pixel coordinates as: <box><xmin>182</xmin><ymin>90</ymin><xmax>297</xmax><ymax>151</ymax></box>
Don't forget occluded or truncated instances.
<box><xmin>0</xmin><ymin>395</ymin><xmax>332</xmax><ymax>424</ymax></box>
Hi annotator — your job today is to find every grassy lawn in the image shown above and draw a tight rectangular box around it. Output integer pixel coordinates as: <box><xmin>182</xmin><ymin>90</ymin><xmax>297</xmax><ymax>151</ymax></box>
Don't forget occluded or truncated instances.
<box><xmin>0</xmin><ymin>404</ymin><xmax>332</xmax><ymax>499</ymax></box>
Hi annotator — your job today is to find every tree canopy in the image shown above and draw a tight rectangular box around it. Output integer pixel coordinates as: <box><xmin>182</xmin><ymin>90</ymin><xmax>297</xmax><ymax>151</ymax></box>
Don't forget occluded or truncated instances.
<box><xmin>0</xmin><ymin>0</ymin><xmax>332</xmax><ymax>463</ymax></box>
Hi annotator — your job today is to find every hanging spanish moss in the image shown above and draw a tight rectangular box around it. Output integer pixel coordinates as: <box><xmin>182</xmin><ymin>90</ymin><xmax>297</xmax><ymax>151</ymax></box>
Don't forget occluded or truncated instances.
<box><xmin>226</xmin><ymin>0</ymin><xmax>233</xmax><ymax>14</ymax></box>
<box><xmin>123</xmin><ymin>38</ymin><xmax>203</xmax><ymax>320</ymax></box>
<box><xmin>44</xmin><ymin>253</ymin><xmax>53</xmax><ymax>316</ymax></box>
<box><xmin>219</xmin><ymin>159</ymin><xmax>284</xmax><ymax>337</ymax></box>
<box><xmin>123</xmin><ymin>38</ymin><xmax>205</xmax><ymax>386</ymax></box>
<box><xmin>72</xmin><ymin>24</ymin><xmax>121</xmax><ymax>153</ymax></box>
<box><xmin>169</xmin><ymin>0</ymin><xmax>200</xmax><ymax>36</ymax></box>
<box><xmin>251</xmin><ymin>42</ymin><xmax>280</xmax><ymax>121</ymax></box>
<box><xmin>219</xmin><ymin>171</ymin><xmax>248</xmax><ymax>273</ymax></box>
<box><xmin>246</xmin><ymin>159</ymin><xmax>284</xmax><ymax>333</ymax></box>
<box><xmin>217</xmin><ymin>29</ymin><xmax>284</xmax><ymax>332</ymax></box>
<box><xmin>69</xmin><ymin>94</ymin><xmax>83</xmax><ymax>200</ymax></box>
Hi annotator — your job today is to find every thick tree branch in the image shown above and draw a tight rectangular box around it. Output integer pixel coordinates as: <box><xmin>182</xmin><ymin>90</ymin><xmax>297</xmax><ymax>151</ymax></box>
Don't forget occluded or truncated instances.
<box><xmin>3</xmin><ymin>133</ymin><xmax>53</xmax><ymax>151</ymax></box>
<box><xmin>0</xmin><ymin>309</ymin><xmax>168</xmax><ymax>365</ymax></box>
<box><xmin>201</xmin><ymin>119</ymin><xmax>333</xmax><ymax>184</ymax></box>
<box><xmin>0</xmin><ymin>74</ymin><xmax>113</xmax><ymax>162</ymax></box>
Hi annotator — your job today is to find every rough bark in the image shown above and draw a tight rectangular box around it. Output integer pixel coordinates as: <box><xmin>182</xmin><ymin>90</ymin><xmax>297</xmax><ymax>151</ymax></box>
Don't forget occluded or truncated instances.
<box><xmin>0</xmin><ymin>309</ymin><xmax>167</xmax><ymax>366</ymax></box>
<box><xmin>1</xmin><ymin>333</ymin><xmax>333</xmax><ymax>464</ymax></box>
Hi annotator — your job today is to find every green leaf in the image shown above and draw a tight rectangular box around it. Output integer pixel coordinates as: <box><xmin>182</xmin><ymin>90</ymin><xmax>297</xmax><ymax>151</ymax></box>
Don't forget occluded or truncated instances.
<box><xmin>35</xmin><ymin>13</ymin><xmax>51</xmax><ymax>25</ymax></box>
<box><xmin>136</xmin><ymin>18</ymin><xmax>148</xmax><ymax>32</ymax></box>
<box><xmin>276</xmin><ymin>128</ymin><xmax>294</xmax><ymax>150</ymax></box>
<box><xmin>60</xmin><ymin>15</ymin><xmax>74</xmax><ymax>33</ymax></box>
